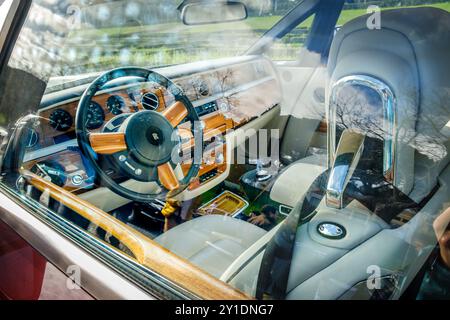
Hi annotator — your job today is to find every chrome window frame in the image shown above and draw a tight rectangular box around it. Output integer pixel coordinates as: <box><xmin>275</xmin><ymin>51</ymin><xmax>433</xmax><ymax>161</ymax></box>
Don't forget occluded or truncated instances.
<box><xmin>327</xmin><ymin>75</ymin><xmax>397</xmax><ymax>183</ymax></box>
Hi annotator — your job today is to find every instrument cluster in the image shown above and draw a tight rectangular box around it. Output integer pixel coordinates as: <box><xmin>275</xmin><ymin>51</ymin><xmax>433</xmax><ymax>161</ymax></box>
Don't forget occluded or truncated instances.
<box><xmin>48</xmin><ymin>95</ymin><xmax>128</xmax><ymax>133</ymax></box>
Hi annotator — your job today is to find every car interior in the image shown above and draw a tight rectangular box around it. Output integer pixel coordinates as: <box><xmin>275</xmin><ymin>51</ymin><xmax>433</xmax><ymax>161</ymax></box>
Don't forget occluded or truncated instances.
<box><xmin>0</xmin><ymin>0</ymin><xmax>449</xmax><ymax>300</ymax></box>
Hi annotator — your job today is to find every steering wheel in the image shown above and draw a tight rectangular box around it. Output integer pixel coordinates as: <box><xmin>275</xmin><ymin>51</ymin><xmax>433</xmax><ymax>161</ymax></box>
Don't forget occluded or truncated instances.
<box><xmin>75</xmin><ymin>67</ymin><xmax>203</xmax><ymax>202</ymax></box>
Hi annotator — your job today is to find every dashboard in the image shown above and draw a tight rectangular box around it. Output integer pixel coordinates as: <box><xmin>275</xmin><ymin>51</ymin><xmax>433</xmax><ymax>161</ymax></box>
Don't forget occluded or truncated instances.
<box><xmin>22</xmin><ymin>56</ymin><xmax>281</xmax><ymax>194</ymax></box>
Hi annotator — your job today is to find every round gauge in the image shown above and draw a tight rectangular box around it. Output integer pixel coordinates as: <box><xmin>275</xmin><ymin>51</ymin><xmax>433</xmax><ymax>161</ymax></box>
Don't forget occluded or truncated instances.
<box><xmin>25</xmin><ymin>128</ymin><xmax>39</xmax><ymax>148</ymax></box>
<box><xmin>86</xmin><ymin>101</ymin><xmax>105</xmax><ymax>129</ymax></box>
<box><xmin>106</xmin><ymin>95</ymin><xmax>125</xmax><ymax>115</ymax></box>
<box><xmin>218</xmin><ymin>101</ymin><xmax>230</xmax><ymax>112</ymax></box>
<box><xmin>49</xmin><ymin>109</ymin><xmax>73</xmax><ymax>132</ymax></box>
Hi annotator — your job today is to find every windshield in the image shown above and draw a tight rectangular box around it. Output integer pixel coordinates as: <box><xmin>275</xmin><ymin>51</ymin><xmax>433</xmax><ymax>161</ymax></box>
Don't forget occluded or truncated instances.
<box><xmin>10</xmin><ymin>0</ymin><xmax>302</xmax><ymax>90</ymax></box>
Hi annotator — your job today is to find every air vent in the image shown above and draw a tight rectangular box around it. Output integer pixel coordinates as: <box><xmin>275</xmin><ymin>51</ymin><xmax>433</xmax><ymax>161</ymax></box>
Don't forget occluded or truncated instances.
<box><xmin>141</xmin><ymin>92</ymin><xmax>159</xmax><ymax>110</ymax></box>
<box><xmin>198</xmin><ymin>80</ymin><xmax>209</xmax><ymax>96</ymax></box>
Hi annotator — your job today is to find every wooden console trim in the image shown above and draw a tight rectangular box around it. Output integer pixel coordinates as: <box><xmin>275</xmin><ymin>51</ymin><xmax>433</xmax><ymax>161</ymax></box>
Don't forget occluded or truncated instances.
<box><xmin>20</xmin><ymin>169</ymin><xmax>251</xmax><ymax>300</ymax></box>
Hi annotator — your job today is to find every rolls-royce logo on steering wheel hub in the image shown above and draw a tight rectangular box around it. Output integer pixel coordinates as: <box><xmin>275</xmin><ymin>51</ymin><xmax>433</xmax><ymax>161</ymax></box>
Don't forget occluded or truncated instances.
<box><xmin>147</xmin><ymin>126</ymin><xmax>164</xmax><ymax>146</ymax></box>
<box><xmin>124</xmin><ymin>110</ymin><xmax>176</xmax><ymax>167</ymax></box>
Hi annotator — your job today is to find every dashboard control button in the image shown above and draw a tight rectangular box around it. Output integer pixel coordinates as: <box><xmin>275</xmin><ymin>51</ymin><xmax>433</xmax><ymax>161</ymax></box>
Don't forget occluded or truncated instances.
<box><xmin>71</xmin><ymin>174</ymin><xmax>84</xmax><ymax>186</ymax></box>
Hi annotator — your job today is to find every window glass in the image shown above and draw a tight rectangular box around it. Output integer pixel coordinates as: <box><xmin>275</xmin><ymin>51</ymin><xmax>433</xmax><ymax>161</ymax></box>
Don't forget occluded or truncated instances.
<box><xmin>8</xmin><ymin>0</ymin><xmax>303</xmax><ymax>82</ymax></box>
<box><xmin>263</xmin><ymin>0</ymin><xmax>450</xmax><ymax>62</ymax></box>
<box><xmin>323</xmin><ymin>0</ymin><xmax>450</xmax><ymax>300</ymax></box>
<box><xmin>338</xmin><ymin>0</ymin><xmax>450</xmax><ymax>26</ymax></box>
<box><xmin>264</xmin><ymin>14</ymin><xmax>315</xmax><ymax>61</ymax></box>
<box><xmin>0</xmin><ymin>0</ymin><xmax>449</xmax><ymax>301</ymax></box>
<box><xmin>0</xmin><ymin>0</ymin><xmax>301</xmax><ymax>299</ymax></box>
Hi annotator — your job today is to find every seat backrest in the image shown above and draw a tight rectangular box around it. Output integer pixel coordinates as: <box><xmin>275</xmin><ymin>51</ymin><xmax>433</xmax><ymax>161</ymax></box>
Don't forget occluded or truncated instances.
<box><xmin>327</xmin><ymin>7</ymin><xmax>450</xmax><ymax>200</ymax></box>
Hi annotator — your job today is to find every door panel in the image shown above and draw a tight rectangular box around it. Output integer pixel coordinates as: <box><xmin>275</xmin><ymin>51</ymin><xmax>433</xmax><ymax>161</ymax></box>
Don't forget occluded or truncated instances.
<box><xmin>0</xmin><ymin>221</ymin><xmax>46</xmax><ymax>299</ymax></box>
<box><xmin>0</xmin><ymin>220</ymin><xmax>93</xmax><ymax>300</ymax></box>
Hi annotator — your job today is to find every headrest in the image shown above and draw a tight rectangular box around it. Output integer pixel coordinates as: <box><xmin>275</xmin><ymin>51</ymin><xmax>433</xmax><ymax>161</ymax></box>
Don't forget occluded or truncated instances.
<box><xmin>327</xmin><ymin>7</ymin><xmax>450</xmax><ymax>197</ymax></box>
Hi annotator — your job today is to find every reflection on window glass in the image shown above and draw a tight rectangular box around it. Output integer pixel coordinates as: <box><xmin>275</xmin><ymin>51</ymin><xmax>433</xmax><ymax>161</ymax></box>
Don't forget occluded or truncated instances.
<box><xmin>9</xmin><ymin>0</ymin><xmax>304</xmax><ymax>81</ymax></box>
<box><xmin>0</xmin><ymin>0</ymin><xmax>450</xmax><ymax>301</ymax></box>
<box><xmin>265</xmin><ymin>15</ymin><xmax>315</xmax><ymax>61</ymax></box>
<box><xmin>337</xmin><ymin>0</ymin><xmax>450</xmax><ymax>27</ymax></box>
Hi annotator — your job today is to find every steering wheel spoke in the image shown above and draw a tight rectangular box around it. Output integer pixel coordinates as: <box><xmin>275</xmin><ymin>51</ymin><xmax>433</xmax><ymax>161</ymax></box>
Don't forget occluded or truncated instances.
<box><xmin>162</xmin><ymin>101</ymin><xmax>188</xmax><ymax>127</ymax></box>
<box><xmin>89</xmin><ymin>132</ymin><xmax>127</xmax><ymax>155</ymax></box>
<box><xmin>158</xmin><ymin>162</ymin><xmax>180</xmax><ymax>191</ymax></box>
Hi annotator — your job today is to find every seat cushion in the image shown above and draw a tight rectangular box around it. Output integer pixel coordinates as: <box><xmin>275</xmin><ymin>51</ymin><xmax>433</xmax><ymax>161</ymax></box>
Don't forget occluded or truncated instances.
<box><xmin>270</xmin><ymin>154</ymin><xmax>327</xmax><ymax>207</ymax></box>
<box><xmin>154</xmin><ymin>215</ymin><xmax>266</xmax><ymax>278</ymax></box>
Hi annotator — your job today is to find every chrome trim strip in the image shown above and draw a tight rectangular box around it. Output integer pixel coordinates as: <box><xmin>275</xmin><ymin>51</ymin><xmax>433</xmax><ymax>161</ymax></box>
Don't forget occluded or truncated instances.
<box><xmin>327</xmin><ymin>75</ymin><xmax>397</xmax><ymax>183</ymax></box>
<box><xmin>278</xmin><ymin>204</ymin><xmax>292</xmax><ymax>216</ymax></box>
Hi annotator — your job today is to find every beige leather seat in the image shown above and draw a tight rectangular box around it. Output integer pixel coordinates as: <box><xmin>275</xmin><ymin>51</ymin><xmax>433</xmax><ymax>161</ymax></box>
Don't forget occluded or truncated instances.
<box><xmin>270</xmin><ymin>154</ymin><xmax>327</xmax><ymax>207</ymax></box>
<box><xmin>283</xmin><ymin>7</ymin><xmax>450</xmax><ymax>299</ymax></box>
<box><xmin>155</xmin><ymin>215</ymin><xmax>266</xmax><ymax>278</ymax></box>
<box><xmin>271</xmin><ymin>6</ymin><xmax>450</xmax><ymax>207</ymax></box>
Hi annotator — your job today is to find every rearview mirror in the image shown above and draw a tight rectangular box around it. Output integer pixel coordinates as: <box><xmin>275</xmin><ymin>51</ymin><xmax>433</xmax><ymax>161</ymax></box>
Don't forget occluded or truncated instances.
<box><xmin>181</xmin><ymin>1</ymin><xmax>248</xmax><ymax>26</ymax></box>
